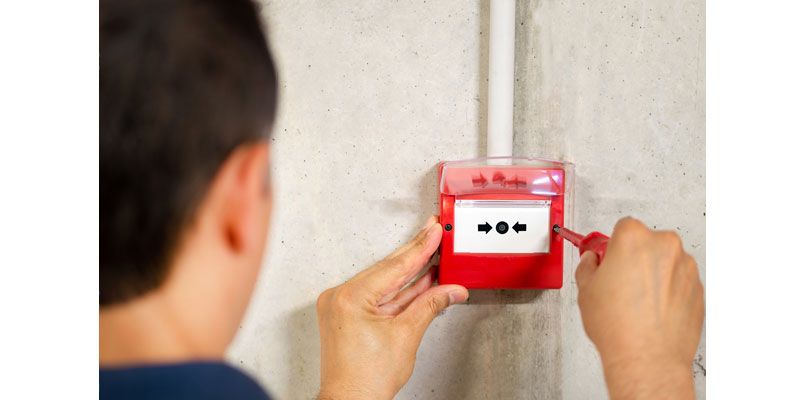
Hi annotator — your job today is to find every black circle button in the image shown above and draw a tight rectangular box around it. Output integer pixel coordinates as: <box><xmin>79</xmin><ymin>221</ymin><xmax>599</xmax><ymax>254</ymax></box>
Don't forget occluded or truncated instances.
<box><xmin>496</xmin><ymin>221</ymin><xmax>509</xmax><ymax>234</ymax></box>
<box><xmin>444</xmin><ymin>224</ymin><xmax>453</xmax><ymax>231</ymax></box>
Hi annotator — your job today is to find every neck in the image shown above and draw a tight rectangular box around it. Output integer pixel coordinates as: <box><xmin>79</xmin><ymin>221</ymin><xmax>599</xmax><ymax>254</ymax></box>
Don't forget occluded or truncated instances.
<box><xmin>99</xmin><ymin>289</ymin><xmax>222</xmax><ymax>367</ymax></box>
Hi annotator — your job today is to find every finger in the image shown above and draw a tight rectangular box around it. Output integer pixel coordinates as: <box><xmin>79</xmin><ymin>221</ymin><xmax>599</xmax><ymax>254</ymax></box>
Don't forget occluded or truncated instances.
<box><xmin>352</xmin><ymin>218</ymin><xmax>443</xmax><ymax>302</ymax></box>
<box><xmin>348</xmin><ymin>216</ymin><xmax>436</xmax><ymax>291</ymax></box>
<box><xmin>612</xmin><ymin>216</ymin><xmax>648</xmax><ymax>236</ymax></box>
<box><xmin>376</xmin><ymin>270</ymin><xmax>434</xmax><ymax>316</ymax></box>
<box><xmin>575</xmin><ymin>251</ymin><xmax>599</xmax><ymax>290</ymax></box>
<box><xmin>384</xmin><ymin>216</ymin><xmax>438</xmax><ymax>258</ymax></box>
<box><xmin>608</xmin><ymin>217</ymin><xmax>649</xmax><ymax>248</ymax></box>
<box><xmin>399</xmin><ymin>284</ymin><xmax>468</xmax><ymax>332</ymax></box>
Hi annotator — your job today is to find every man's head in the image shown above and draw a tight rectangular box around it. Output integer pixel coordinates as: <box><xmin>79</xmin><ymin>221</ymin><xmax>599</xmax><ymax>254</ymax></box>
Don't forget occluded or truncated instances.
<box><xmin>100</xmin><ymin>0</ymin><xmax>277</xmax><ymax>350</ymax></box>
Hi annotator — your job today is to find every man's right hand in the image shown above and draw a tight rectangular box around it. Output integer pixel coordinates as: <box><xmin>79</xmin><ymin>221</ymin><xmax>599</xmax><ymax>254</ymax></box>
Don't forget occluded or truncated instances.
<box><xmin>576</xmin><ymin>217</ymin><xmax>705</xmax><ymax>399</ymax></box>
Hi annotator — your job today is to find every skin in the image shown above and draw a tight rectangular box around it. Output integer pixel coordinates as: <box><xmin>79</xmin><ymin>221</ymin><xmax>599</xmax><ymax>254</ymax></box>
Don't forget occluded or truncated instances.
<box><xmin>316</xmin><ymin>217</ymin><xmax>468</xmax><ymax>400</ymax></box>
<box><xmin>317</xmin><ymin>218</ymin><xmax>704</xmax><ymax>399</ymax></box>
<box><xmin>575</xmin><ymin>218</ymin><xmax>705</xmax><ymax>399</ymax></box>
<box><xmin>100</xmin><ymin>141</ymin><xmax>273</xmax><ymax>365</ymax></box>
<box><xmin>100</xmin><ymin>141</ymin><xmax>704</xmax><ymax>400</ymax></box>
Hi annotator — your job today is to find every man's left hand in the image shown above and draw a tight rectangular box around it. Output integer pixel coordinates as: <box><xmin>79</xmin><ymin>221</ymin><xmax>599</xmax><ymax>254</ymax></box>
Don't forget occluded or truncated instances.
<box><xmin>316</xmin><ymin>216</ymin><xmax>469</xmax><ymax>400</ymax></box>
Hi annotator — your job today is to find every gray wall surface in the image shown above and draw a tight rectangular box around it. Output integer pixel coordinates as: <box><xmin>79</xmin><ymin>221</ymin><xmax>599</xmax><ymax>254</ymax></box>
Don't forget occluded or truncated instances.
<box><xmin>228</xmin><ymin>1</ymin><xmax>706</xmax><ymax>399</ymax></box>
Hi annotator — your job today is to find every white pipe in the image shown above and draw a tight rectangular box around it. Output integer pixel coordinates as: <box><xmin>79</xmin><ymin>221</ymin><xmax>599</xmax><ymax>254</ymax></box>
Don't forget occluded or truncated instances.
<box><xmin>487</xmin><ymin>0</ymin><xmax>515</xmax><ymax>158</ymax></box>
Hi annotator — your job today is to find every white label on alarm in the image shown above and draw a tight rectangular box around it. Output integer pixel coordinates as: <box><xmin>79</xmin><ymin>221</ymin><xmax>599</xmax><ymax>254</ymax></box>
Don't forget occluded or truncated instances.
<box><xmin>453</xmin><ymin>199</ymin><xmax>551</xmax><ymax>254</ymax></box>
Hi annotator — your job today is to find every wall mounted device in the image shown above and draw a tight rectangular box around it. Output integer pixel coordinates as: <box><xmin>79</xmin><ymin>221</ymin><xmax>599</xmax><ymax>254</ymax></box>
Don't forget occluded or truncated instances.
<box><xmin>438</xmin><ymin>157</ymin><xmax>573</xmax><ymax>289</ymax></box>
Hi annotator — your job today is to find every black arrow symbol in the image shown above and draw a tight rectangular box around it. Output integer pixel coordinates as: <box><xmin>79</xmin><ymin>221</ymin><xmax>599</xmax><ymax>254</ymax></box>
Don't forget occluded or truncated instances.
<box><xmin>478</xmin><ymin>222</ymin><xmax>492</xmax><ymax>234</ymax></box>
<box><xmin>513</xmin><ymin>222</ymin><xmax>527</xmax><ymax>233</ymax></box>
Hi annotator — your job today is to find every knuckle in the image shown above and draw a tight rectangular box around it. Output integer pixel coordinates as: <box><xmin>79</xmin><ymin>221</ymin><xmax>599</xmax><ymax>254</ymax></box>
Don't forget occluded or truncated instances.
<box><xmin>332</xmin><ymin>286</ymin><xmax>355</xmax><ymax>309</ymax></box>
<box><xmin>409</xmin><ymin>230</ymin><xmax>429</xmax><ymax>251</ymax></box>
<box><xmin>684</xmin><ymin>252</ymin><xmax>698</xmax><ymax>267</ymax></box>
<box><xmin>426</xmin><ymin>295</ymin><xmax>447</xmax><ymax>316</ymax></box>
<box><xmin>664</xmin><ymin>231</ymin><xmax>683</xmax><ymax>246</ymax></box>
<box><xmin>319</xmin><ymin>286</ymin><xmax>356</xmax><ymax>312</ymax></box>
<box><xmin>685</xmin><ymin>255</ymin><xmax>700</xmax><ymax>278</ymax></box>
<box><xmin>393</xmin><ymin>253</ymin><xmax>416</xmax><ymax>272</ymax></box>
<box><xmin>614</xmin><ymin>217</ymin><xmax>643</xmax><ymax>233</ymax></box>
<box><xmin>388</xmin><ymin>251</ymin><xmax>422</xmax><ymax>278</ymax></box>
<box><xmin>381</xmin><ymin>258</ymin><xmax>414</xmax><ymax>284</ymax></box>
<box><xmin>316</xmin><ymin>288</ymin><xmax>333</xmax><ymax>311</ymax></box>
<box><xmin>660</xmin><ymin>231</ymin><xmax>685</xmax><ymax>258</ymax></box>
<box><xmin>613</xmin><ymin>217</ymin><xmax>646</xmax><ymax>243</ymax></box>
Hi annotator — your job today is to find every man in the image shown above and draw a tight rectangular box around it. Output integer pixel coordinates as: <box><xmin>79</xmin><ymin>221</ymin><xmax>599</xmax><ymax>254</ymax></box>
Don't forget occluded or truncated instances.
<box><xmin>100</xmin><ymin>0</ymin><xmax>705</xmax><ymax>399</ymax></box>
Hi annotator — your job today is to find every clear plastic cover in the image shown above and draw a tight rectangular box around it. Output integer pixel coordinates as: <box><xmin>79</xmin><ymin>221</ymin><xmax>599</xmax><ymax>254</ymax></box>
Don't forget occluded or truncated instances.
<box><xmin>440</xmin><ymin>156</ymin><xmax>574</xmax><ymax>197</ymax></box>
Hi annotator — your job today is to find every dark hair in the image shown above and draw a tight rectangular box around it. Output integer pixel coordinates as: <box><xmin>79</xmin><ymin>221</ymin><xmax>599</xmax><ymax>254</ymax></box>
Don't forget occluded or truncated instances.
<box><xmin>100</xmin><ymin>0</ymin><xmax>277</xmax><ymax>305</ymax></box>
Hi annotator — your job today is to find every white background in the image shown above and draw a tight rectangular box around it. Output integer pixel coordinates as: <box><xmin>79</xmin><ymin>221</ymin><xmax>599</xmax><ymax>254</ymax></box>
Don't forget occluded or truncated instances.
<box><xmin>0</xmin><ymin>0</ymin><xmax>97</xmax><ymax>398</ymax></box>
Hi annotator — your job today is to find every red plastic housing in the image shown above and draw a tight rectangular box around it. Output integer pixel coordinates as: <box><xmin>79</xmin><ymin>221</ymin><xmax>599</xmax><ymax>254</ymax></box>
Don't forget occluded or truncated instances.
<box><xmin>437</xmin><ymin>158</ymin><xmax>572</xmax><ymax>289</ymax></box>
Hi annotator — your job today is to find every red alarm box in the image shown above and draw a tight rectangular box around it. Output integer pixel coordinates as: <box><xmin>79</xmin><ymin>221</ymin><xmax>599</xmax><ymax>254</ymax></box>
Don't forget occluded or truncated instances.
<box><xmin>438</xmin><ymin>157</ymin><xmax>574</xmax><ymax>289</ymax></box>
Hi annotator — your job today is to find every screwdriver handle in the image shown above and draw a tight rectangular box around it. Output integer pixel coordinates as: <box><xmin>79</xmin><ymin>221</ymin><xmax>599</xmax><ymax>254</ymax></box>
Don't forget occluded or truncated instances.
<box><xmin>579</xmin><ymin>231</ymin><xmax>609</xmax><ymax>263</ymax></box>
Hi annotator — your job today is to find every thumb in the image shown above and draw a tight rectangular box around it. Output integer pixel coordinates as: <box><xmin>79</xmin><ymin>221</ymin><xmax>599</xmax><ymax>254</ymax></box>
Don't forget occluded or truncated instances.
<box><xmin>400</xmin><ymin>284</ymin><xmax>468</xmax><ymax>332</ymax></box>
<box><xmin>575</xmin><ymin>251</ymin><xmax>599</xmax><ymax>290</ymax></box>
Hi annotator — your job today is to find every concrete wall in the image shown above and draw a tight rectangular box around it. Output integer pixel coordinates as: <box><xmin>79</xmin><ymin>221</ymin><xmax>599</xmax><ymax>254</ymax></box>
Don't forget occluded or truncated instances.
<box><xmin>228</xmin><ymin>1</ymin><xmax>706</xmax><ymax>399</ymax></box>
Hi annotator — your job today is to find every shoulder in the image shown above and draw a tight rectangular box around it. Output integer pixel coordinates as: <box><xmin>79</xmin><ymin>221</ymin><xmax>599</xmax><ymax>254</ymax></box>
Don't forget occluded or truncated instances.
<box><xmin>100</xmin><ymin>361</ymin><xmax>270</xmax><ymax>400</ymax></box>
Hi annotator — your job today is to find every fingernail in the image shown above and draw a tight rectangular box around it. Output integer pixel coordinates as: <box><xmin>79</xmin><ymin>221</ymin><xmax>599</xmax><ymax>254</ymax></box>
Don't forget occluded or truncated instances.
<box><xmin>448</xmin><ymin>288</ymin><xmax>469</xmax><ymax>304</ymax></box>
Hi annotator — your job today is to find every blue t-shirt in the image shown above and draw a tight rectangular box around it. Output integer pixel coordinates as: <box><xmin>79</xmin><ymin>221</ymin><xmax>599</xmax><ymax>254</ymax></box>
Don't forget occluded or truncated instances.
<box><xmin>100</xmin><ymin>361</ymin><xmax>271</xmax><ymax>400</ymax></box>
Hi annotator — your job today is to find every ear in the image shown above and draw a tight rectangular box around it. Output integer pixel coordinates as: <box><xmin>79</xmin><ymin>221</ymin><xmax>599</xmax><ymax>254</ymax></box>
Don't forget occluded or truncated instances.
<box><xmin>211</xmin><ymin>141</ymin><xmax>271</xmax><ymax>255</ymax></box>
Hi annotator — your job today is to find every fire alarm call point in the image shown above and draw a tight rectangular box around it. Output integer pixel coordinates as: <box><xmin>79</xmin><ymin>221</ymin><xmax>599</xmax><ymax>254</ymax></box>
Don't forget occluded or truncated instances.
<box><xmin>438</xmin><ymin>157</ymin><xmax>574</xmax><ymax>289</ymax></box>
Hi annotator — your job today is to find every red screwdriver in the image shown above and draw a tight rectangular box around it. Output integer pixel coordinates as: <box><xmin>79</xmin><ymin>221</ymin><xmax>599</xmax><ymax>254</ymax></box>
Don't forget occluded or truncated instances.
<box><xmin>553</xmin><ymin>224</ymin><xmax>609</xmax><ymax>263</ymax></box>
